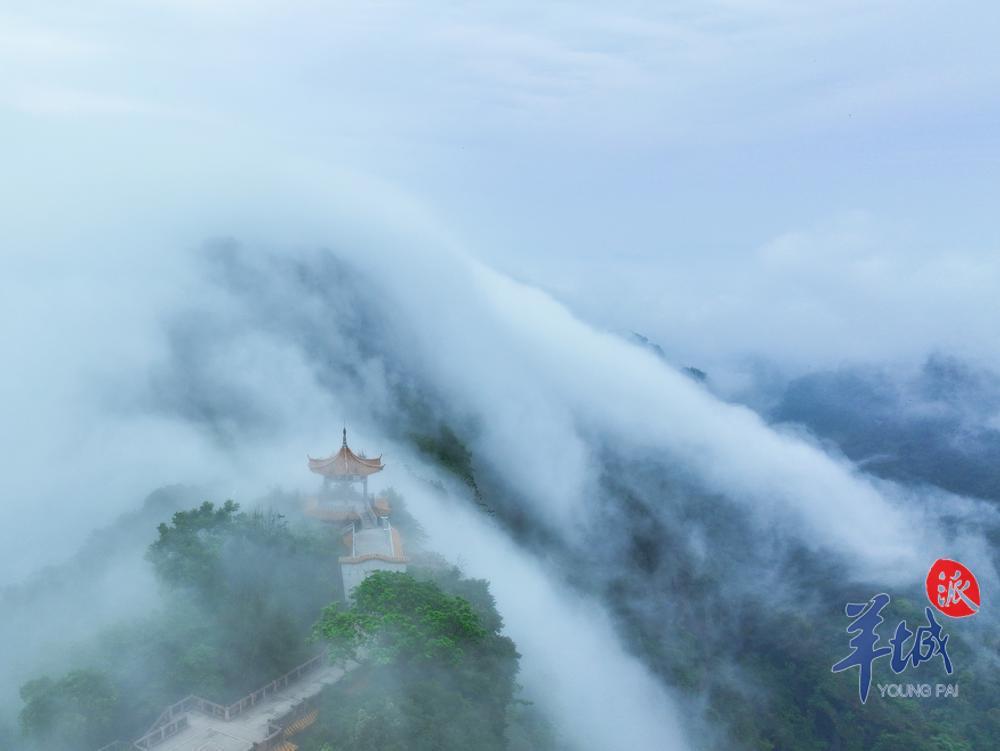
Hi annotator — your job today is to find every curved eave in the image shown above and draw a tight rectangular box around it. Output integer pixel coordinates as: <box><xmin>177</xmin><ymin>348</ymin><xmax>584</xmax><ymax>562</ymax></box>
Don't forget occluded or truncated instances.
<box><xmin>307</xmin><ymin>446</ymin><xmax>384</xmax><ymax>478</ymax></box>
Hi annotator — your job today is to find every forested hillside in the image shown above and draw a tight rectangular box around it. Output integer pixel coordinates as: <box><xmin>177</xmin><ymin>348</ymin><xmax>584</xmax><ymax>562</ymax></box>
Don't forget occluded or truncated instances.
<box><xmin>10</xmin><ymin>494</ymin><xmax>549</xmax><ymax>750</ymax></box>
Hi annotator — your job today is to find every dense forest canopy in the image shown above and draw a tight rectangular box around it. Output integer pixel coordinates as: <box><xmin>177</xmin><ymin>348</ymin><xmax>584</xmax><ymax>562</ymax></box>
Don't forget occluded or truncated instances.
<box><xmin>10</xmin><ymin>494</ymin><xmax>554</xmax><ymax>751</ymax></box>
<box><xmin>7</xmin><ymin>348</ymin><xmax>1000</xmax><ymax>751</ymax></box>
<box><xmin>303</xmin><ymin>569</ymin><xmax>529</xmax><ymax>751</ymax></box>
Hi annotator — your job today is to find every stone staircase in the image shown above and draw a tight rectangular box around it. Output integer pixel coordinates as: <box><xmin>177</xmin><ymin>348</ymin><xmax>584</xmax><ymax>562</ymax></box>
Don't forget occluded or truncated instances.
<box><xmin>95</xmin><ymin>656</ymin><xmax>352</xmax><ymax>751</ymax></box>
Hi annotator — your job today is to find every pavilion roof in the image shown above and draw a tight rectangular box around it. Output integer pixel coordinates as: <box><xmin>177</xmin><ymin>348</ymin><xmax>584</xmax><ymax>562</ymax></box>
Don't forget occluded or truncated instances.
<box><xmin>308</xmin><ymin>429</ymin><xmax>384</xmax><ymax>478</ymax></box>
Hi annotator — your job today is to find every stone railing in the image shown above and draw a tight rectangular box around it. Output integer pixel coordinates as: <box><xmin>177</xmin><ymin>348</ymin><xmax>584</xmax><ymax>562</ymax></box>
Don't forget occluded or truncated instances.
<box><xmin>133</xmin><ymin>714</ymin><xmax>189</xmax><ymax>750</ymax></box>
<box><xmin>225</xmin><ymin>654</ymin><xmax>324</xmax><ymax>719</ymax></box>
<box><xmin>250</xmin><ymin>697</ymin><xmax>319</xmax><ymax>751</ymax></box>
<box><xmin>252</xmin><ymin>720</ymin><xmax>286</xmax><ymax>751</ymax></box>
<box><xmin>96</xmin><ymin>742</ymin><xmax>132</xmax><ymax>751</ymax></box>
<box><xmin>140</xmin><ymin>694</ymin><xmax>225</xmax><ymax>740</ymax></box>
<box><xmin>102</xmin><ymin>653</ymin><xmax>326</xmax><ymax>751</ymax></box>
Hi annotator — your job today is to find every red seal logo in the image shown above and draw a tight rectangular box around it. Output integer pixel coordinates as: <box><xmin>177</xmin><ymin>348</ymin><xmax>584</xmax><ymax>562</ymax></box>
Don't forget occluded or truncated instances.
<box><xmin>926</xmin><ymin>559</ymin><xmax>980</xmax><ymax>618</ymax></box>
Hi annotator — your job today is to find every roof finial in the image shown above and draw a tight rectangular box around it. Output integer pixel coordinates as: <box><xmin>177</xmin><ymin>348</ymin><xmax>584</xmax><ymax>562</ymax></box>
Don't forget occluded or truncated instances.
<box><xmin>342</xmin><ymin>426</ymin><xmax>348</xmax><ymax>448</ymax></box>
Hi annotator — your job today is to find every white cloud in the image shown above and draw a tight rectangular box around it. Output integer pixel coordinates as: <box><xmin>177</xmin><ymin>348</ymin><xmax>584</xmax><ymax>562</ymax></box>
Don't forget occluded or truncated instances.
<box><xmin>407</xmin><ymin>475</ymin><xmax>692</xmax><ymax>750</ymax></box>
<box><xmin>1</xmin><ymin>2</ymin><xmax>998</xmax><ymax>742</ymax></box>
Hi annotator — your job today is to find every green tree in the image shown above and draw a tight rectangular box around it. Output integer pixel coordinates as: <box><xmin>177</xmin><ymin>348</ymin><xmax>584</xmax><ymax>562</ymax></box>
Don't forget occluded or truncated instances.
<box><xmin>313</xmin><ymin>571</ymin><xmax>486</xmax><ymax>666</ymax></box>
<box><xmin>146</xmin><ymin>500</ymin><xmax>240</xmax><ymax>596</ymax></box>
<box><xmin>348</xmin><ymin>700</ymin><xmax>407</xmax><ymax>751</ymax></box>
<box><xmin>303</xmin><ymin>569</ymin><xmax>524</xmax><ymax>751</ymax></box>
<box><xmin>19</xmin><ymin>670</ymin><xmax>119</xmax><ymax>750</ymax></box>
<box><xmin>138</xmin><ymin>501</ymin><xmax>341</xmax><ymax>701</ymax></box>
<box><xmin>14</xmin><ymin>499</ymin><xmax>344</xmax><ymax>745</ymax></box>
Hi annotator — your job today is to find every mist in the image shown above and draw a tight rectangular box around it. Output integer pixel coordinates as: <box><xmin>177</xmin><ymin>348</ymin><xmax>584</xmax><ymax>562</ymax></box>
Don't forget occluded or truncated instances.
<box><xmin>2</xmin><ymin>2</ymin><xmax>999</xmax><ymax>749</ymax></box>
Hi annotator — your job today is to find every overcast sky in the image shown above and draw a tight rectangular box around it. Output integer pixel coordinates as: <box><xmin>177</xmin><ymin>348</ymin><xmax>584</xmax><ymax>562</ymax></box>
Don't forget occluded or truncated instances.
<box><xmin>4</xmin><ymin>1</ymin><xmax>999</xmax><ymax>378</ymax></box>
<box><xmin>1</xmin><ymin>0</ymin><xmax>998</xmax><ymax>581</ymax></box>
<box><xmin>2</xmin><ymin>8</ymin><xmax>998</xmax><ymax>743</ymax></box>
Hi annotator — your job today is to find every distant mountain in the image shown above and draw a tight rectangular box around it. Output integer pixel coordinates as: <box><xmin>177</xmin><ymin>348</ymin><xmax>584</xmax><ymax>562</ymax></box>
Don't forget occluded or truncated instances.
<box><xmin>770</xmin><ymin>355</ymin><xmax>1000</xmax><ymax>502</ymax></box>
<box><xmin>630</xmin><ymin>332</ymin><xmax>707</xmax><ymax>382</ymax></box>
